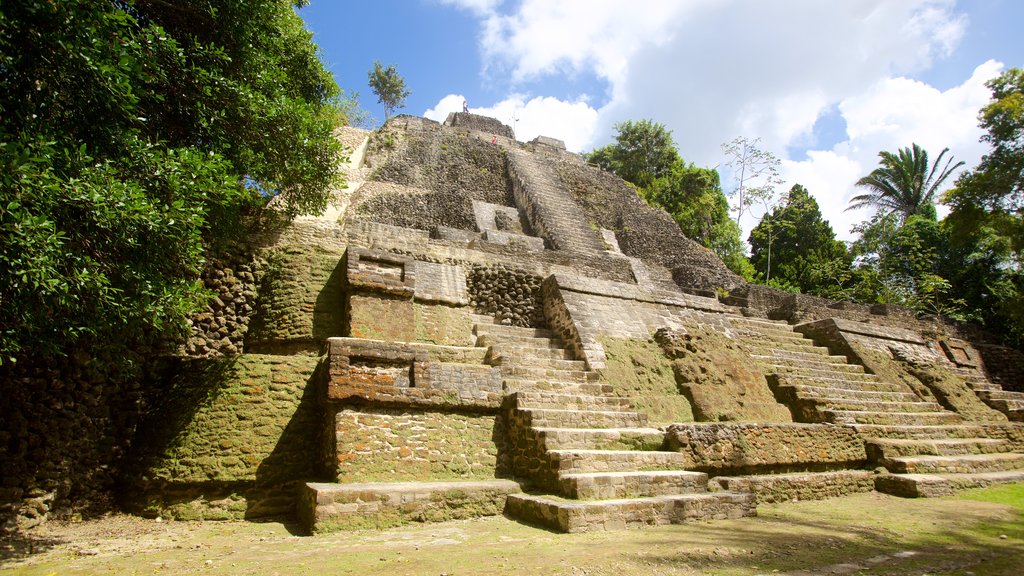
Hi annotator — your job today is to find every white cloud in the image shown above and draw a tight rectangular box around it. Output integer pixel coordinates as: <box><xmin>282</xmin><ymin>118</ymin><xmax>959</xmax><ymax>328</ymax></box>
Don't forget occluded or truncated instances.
<box><xmin>784</xmin><ymin>60</ymin><xmax>1001</xmax><ymax>241</ymax></box>
<box><xmin>425</xmin><ymin>93</ymin><xmax>599</xmax><ymax>152</ymax></box>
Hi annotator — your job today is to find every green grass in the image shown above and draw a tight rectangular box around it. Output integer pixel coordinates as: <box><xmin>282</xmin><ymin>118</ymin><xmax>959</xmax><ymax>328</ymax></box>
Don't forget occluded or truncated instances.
<box><xmin>956</xmin><ymin>483</ymin><xmax>1024</xmax><ymax>511</ymax></box>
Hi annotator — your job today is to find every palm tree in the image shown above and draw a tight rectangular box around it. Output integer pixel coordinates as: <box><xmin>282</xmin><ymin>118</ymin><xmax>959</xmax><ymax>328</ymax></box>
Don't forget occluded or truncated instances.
<box><xmin>847</xmin><ymin>143</ymin><xmax>965</xmax><ymax>221</ymax></box>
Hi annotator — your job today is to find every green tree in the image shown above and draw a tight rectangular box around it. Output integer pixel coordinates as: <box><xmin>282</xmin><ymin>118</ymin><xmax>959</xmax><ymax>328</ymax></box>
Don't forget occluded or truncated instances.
<box><xmin>943</xmin><ymin>68</ymin><xmax>1024</xmax><ymax>345</ymax></box>
<box><xmin>368</xmin><ymin>61</ymin><xmax>410</xmax><ymax>121</ymax></box>
<box><xmin>848</xmin><ymin>143</ymin><xmax>964</xmax><ymax>222</ymax></box>
<box><xmin>847</xmin><ymin>212</ymin><xmax>960</xmax><ymax>316</ymax></box>
<box><xmin>586</xmin><ymin>120</ymin><xmax>679</xmax><ymax>188</ymax></box>
<box><xmin>721</xmin><ymin>136</ymin><xmax>782</xmax><ymax>224</ymax></box>
<box><xmin>749</xmin><ymin>185</ymin><xmax>850</xmax><ymax>294</ymax></box>
<box><xmin>0</xmin><ymin>0</ymin><xmax>344</xmax><ymax>364</ymax></box>
<box><xmin>643</xmin><ymin>160</ymin><xmax>753</xmax><ymax>279</ymax></box>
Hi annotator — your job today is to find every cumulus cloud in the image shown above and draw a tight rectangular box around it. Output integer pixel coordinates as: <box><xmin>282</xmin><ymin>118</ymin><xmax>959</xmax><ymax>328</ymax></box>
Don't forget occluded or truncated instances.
<box><xmin>785</xmin><ymin>59</ymin><xmax>1001</xmax><ymax>241</ymax></box>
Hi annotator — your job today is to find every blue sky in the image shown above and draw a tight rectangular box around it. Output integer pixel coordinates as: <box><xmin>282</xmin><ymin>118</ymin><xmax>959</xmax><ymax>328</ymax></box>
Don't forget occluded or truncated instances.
<box><xmin>301</xmin><ymin>0</ymin><xmax>1023</xmax><ymax>240</ymax></box>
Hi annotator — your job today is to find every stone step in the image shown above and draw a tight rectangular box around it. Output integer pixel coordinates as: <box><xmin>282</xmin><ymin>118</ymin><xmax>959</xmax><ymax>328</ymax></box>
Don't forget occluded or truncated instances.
<box><xmin>503</xmin><ymin>378</ymin><xmax>613</xmax><ymax>396</ymax></box>
<box><xmin>558</xmin><ymin>470</ymin><xmax>708</xmax><ymax>500</ymax></box>
<box><xmin>854</xmin><ymin>424</ymin><xmax>992</xmax><ymax>440</ymax></box>
<box><xmin>505</xmin><ymin>492</ymin><xmax>756</xmax><ymax>533</ymax></box>
<box><xmin>729</xmin><ymin>317</ymin><xmax>794</xmax><ymax>331</ymax></box>
<box><xmin>518</xmin><ymin>408</ymin><xmax>648</xmax><ymax>429</ymax></box>
<box><xmin>779</xmin><ymin>373</ymin><xmax>907</xmax><ymax>393</ymax></box>
<box><xmin>875</xmin><ymin>469</ymin><xmax>1024</xmax><ymax>497</ymax></box>
<box><xmin>980</xmin><ymin>397</ymin><xmax>1024</xmax><ymax>411</ymax></box>
<box><xmin>533</xmin><ymin>427</ymin><xmax>666</xmax><ymax>451</ymax></box>
<box><xmin>777</xmin><ymin>383</ymin><xmax>920</xmax><ymax>403</ymax></box>
<box><xmin>730</xmin><ymin>329</ymin><xmax>809</xmax><ymax>344</ymax></box>
<box><xmin>882</xmin><ymin>452</ymin><xmax>1024</xmax><ymax>474</ymax></box>
<box><xmin>824</xmin><ymin>409</ymin><xmax>963</xmax><ymax>426</ymax></box>
<box><xmin>489</xmin><ymin>342</ymin><xmax>573</xmax><ymax>361</ymax></box>
<box><xmin>975</xmin><ymin>390</ymin><xmax>1022</xmax><ymax>401</ymax></box>
<box><xmin>298</xmin><ymin>480</ymin><xmax>521</xmax><ymax>533</ymax></box>
<box><xmin>476</xmin><ymin>333</ymin><xmax>563</xmax><ymax>350</ymax></box>
<box><xmin>501</xmin><ymin>365</ymin><xmax>595</xmax><ymax>382</ymax></box>
<box><xmin>548</xmin><ymin>449</ymin><xmax>687</xmax><ymax>474</ymax></box>
<box><xmin>767</xmin><ymin>362</ymin><xmax>868</xmax><ymax>376</ymax></box>
<box><xmin>865</xmin><ymin>438</ymin><xmax>1010</xmax><ymax>460</ymax></box>
<box><xmin>511</xmin><ymin>391</ymin><xmax>632</xmax><ymax>411</ymax></box>
<box><xmin>492</xmin><ymin>355</ymin><xmax>587</xmax><ymax>372</ymax></box>
<box><xmin>749</xmin><ymin>348</ymin><xmax>845</xmax><ymax>363</ymax></box>
<box><xmin>803</xmin><ymin>398</ymin><xmax>945</xmax><ymax>414</ymax></box>
<box><xmin>473</xmin><ymin>321</ymin><xmax>554</xmax><ymax>340</ymax></box>
<box><xmin>711</xmin><ymin>470</ymin><xmax>877</xmax><ymax>505</ymax></box>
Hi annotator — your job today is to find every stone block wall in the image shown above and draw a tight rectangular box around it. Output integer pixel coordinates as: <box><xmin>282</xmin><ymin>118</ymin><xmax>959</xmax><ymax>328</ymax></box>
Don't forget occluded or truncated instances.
<box><xmin>331</xmin><ymin>408</ymin><xmax>507</xmax><ymax>483</ymax></box>
<box><xmin>977</xmin><ymin>344</ymin><xmax>1024</xmax><ymax>393</ymax></box>
<box><xmin>123</xmin><ymin>354</ymin><xmax>324</xmax><ymax>520</ymax></box>
<box><xmin>665</xmin><ymin>423</ymin><xmax>867</xmax><ymax>474</ymax></box>
<box><xmin>246</xmin><ymin>244</ymin><xmax>346</xmax><ymax>353</ymax></box>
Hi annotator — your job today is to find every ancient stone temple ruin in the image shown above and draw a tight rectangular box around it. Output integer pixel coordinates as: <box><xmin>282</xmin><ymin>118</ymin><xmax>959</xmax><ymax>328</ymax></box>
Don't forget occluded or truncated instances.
<box><xmin>125</xmin><ymin>113</ymin><xmax>1024</xmax><ymax>533</ymax></box>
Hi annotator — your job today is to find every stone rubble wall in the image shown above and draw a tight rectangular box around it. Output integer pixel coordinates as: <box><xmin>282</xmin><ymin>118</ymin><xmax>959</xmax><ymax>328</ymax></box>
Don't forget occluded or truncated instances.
<box><xmin>976</xmin><ymin>343</ymin><xmax>1024</xmax><ymax>393</ymax></box>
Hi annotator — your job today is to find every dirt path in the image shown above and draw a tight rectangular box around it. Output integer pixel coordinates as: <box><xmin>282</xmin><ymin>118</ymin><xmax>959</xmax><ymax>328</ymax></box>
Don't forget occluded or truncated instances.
<box><xmin>2</xmin><ymin>489</ymin><xmax>1022</xmax><ymax>575</ymax></box>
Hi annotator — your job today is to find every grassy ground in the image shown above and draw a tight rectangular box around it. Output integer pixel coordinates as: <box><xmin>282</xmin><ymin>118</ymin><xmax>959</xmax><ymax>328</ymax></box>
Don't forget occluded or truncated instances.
<box><xmin>2</xmin><ymin>485</ymin><xmax>1022</xmax><ymax>575</ymax></box>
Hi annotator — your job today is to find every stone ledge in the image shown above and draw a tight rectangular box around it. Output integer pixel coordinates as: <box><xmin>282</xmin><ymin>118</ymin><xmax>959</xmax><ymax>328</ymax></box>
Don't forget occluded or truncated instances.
<box><xmin>711</xmin><ymin>471</ymin><xmax>876</xmax><ymax>504</ymax></box>
<box><xmin>875</xmin><ymin>470</ymin><xmax>1024</xmax><ymax>498</ymax></box>
<box><xmin>547</xmin><ymin>274</ymin><xmax>725</xmax><ymax>313</ymax></box>
<box><xmin>298</xmin><ymin>480</ymin><xmax>521</xmax><ymax>533</ymax></box>
<box><xmin>665</xmin><ymin>423</ymin><xmax>868</xmax><ymax>473</ymax></box>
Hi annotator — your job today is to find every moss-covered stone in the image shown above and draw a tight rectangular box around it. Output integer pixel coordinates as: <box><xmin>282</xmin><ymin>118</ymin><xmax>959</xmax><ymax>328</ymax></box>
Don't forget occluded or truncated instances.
<box><xmin>657</xmin><ymin>328</ymin><xmax>792</xmax><ymax>423</ymax></box>
<box><xmin>599</xmin><ymin>337</ymin><xmax>693</xmax><ymax>425</ymax></box>
<box><xmin>123</xmin><ymin>354</ymin><xmax>324</xmax><ymax>519</ymax></box>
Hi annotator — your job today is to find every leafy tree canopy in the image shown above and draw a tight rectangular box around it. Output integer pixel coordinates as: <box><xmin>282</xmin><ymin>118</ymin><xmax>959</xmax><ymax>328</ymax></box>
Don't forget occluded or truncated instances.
<box><xmin>749</xmin><ymin>184</ymin><xmax>850</xmax><ymax>295</ymax></box>
<box><xmin>849</xmin><ymin>143</ymin><xmax>964</xmax><ymax>223</ymax></box>
<box><xmin>942</xmin><ymin>68</ymin><xmax>1024</xmax><ymax>345</ymax></box>
<box><xmin>0</xmin><ymin>0</ymin><xmax>344</xmax><ymax>364</ymax></box>
<box><xmin>368</xmin><ymin>61</ymin><xmax>410</xmax><ymax>120</ymax></box>
<box><xmin>587</xmin><ymin>120</ymin><xmax>679</xmax><ymax>188</ymax></box>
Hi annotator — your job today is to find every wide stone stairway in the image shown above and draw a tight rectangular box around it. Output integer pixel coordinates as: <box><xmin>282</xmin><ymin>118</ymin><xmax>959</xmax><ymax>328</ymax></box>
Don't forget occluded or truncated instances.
<box><xmin>471</xmin><ymin>314</ymin><xmax>755</xmax><ymax>532</ymax></box>
<box><xmin>730</xmin><ymin>316</ymin><xmax>1024</xmax><ymax>495</ymax></box>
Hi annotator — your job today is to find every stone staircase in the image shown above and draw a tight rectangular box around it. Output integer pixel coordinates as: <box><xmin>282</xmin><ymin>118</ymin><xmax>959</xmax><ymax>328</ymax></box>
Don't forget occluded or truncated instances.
<box><xmin>950</xmin><ymin>365</ymin><xmax>1024</xmax><ymax>422</ymax></box>
<box><xmin>505</xmin><ymin>148</ymin><xmax>607</xmax><ymax>254</ymax></box>
<box><xmin>730</xmin><ymin>316</ymin><xmax>1024</xmax><ymax>494</ymax></box>
<box><xmin>470</xmin><ymin>314</ymin><xmax>756</xmax><ymax>532</ymax></box>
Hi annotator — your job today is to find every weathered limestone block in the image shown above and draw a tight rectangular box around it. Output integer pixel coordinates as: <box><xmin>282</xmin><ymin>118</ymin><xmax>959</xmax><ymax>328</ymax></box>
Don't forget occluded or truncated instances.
<box><xmin>712</xmin><ymin>471</ymin><xmax>876</xmax><ymax>504</ymax></box>
<box><xmin>326</xmin><ymin>338</ymin><xmax>502</xmax><ymax>409</ymax></box>
<box><xmin>330</xmin><ymin>407</ymin><xmax>508</xmax><ymax>482</ymax></box>
<box><xmin>657</xmin><ymin>328</ymin><xmax>792</xmax><ymax>423</ymax></box>
<box><xmin>600</xmin><ymin>337</ymin><xmax>694</xmax><ymax>425</ymax></box>
<box><xmin>123</xmin><ymin>354</ymin><xmax>323</xmax><ymax>520</ymax></box>
<box><xmin>299</xmin><ymin>480</ymin><xmax>521</xmax><ymax>533</ymax></box>
<box><xmin>665</xmin><ymin>423</ymin><xmax>867</xmax><ymax>473</ymax></box>
<box><xmin>797</xmin><ymin>319</ymin><xmax>1005</xmax><ymax>422</ymax></box>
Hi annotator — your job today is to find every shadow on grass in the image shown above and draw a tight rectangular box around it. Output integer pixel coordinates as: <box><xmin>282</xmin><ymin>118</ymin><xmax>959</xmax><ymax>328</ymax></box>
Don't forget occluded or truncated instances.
<box><xmin>630</xmin><ymin>500</ymin><xmax>1024</xmax><ymax>575</ymax></box>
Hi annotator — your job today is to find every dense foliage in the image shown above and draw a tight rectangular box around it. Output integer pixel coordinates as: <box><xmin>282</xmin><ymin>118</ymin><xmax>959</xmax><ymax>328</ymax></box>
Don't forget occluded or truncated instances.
<box><xmin>749</xmin><ymin>185</ymin><xmax>850</xmax><ymax>296</ymax></box>
<box><xmin>586</xmin><ymin>120</ymin><xmax>752</xmax><ymax>278</ymax></box>
<box><xmin>848</xmin><ymin>144</ymin><xmax>964</xmax><ymax>222</ymax></box>
<box><xmin>942</xmin><ymin>68</ymin><xmax>1024</xmax><ymax>345</ymax></box>
<box><xmin>0</xmin><ymin>0</ymin><xmax>344</xmax><ymax>364</ymax></box>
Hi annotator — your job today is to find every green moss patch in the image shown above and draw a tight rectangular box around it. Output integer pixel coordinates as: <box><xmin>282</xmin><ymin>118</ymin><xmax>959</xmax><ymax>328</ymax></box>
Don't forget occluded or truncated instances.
<box><xmin>657</xmin><ymin>328</ymin><xmax>792</xmax><ymax>423</ymax></box>
<box><xmin>599</xmin><ymin>337</ymin><xmax>693</xmax><ymax>425</ymax></box>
